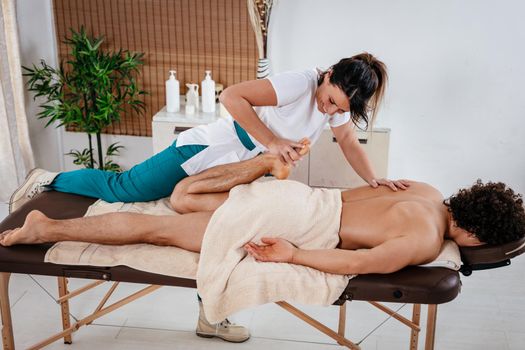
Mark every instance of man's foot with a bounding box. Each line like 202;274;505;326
9;168;59;214
265;154;290;180
297;137;311;156
265;138;311;180
0;210;50;246
196;300;250;343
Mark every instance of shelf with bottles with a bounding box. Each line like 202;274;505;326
152;100;225;126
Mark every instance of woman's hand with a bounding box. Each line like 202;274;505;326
267;137;306;166
244;237;297;263
368;178;411;191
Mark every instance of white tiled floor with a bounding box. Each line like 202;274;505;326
1;202;525;349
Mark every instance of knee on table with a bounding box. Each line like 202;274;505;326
170;181;192;214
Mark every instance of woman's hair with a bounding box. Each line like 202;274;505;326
318;52;388;129
444;180;525;245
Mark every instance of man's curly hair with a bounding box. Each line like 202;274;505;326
444;180;525;245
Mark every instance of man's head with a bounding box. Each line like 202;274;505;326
316;52;388;129
444;180;525;246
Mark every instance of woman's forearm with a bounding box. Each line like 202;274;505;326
220;81;279;148
341;138;377;184
220;80;306;163
222;95;276;147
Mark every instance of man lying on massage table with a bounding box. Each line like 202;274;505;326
1;153;524;339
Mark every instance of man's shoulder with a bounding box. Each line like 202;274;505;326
404;181;444;201
395;199;445;254
392;200;437;224
388;206;443;263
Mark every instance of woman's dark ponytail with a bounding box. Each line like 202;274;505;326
328;53;388;129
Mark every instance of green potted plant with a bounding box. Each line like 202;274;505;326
23;27;146;171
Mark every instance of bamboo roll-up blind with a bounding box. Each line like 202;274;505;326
53;0;258;136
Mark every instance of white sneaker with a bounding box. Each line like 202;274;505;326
195;300;250;343
9;168;59;214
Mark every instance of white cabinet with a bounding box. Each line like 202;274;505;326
152;107;389;189
288;128;390;189
151;106;220;154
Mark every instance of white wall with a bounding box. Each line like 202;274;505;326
16;0;61;171
269;0;525;196
17;0;525;196
60;133;152;172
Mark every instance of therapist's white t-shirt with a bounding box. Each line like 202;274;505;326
176;69;350;175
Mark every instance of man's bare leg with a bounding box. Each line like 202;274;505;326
171;154;280;213
171;140;310;213
186;138;311;194
0;209;211;252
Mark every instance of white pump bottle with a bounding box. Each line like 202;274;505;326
166;70;180;113
201;70;216;113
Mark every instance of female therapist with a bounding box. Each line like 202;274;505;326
10;52;407;213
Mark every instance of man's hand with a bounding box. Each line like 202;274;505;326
267;137;305;166
244;237;297;263
368;178;411;191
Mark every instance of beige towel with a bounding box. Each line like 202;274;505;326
197;180;352;323
422;240;462;270
45;198;199;279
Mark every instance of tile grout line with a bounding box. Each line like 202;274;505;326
9;290;28;309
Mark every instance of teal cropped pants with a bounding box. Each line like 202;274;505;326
50;140;207;203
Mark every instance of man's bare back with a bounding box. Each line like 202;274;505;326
340;183;447;250
336;182;448;269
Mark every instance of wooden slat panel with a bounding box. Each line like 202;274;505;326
53;0;258;137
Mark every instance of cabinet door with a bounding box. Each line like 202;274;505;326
152;122;194;154
152;121;176;154
309;129;389;188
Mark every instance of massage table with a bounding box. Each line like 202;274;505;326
0;191;523;350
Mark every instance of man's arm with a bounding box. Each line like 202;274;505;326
244;235;439;275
